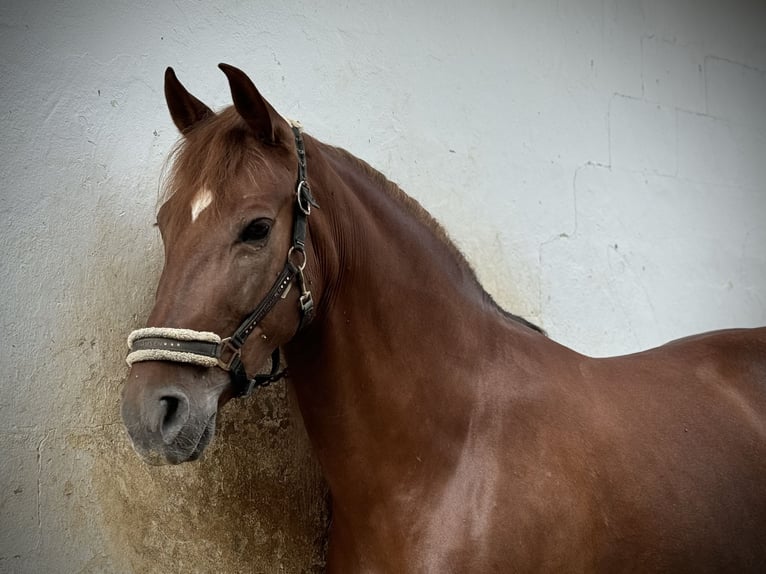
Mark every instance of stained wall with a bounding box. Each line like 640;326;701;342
1;1;764;572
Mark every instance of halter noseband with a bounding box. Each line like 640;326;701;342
126;124;317;397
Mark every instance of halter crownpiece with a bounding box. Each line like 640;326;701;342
126;124;317;397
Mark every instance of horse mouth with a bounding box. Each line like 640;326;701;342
186;413;217;462
133;413;217;466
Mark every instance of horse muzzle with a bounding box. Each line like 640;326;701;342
121;362;226;465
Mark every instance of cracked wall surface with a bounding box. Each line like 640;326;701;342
1;1;765;572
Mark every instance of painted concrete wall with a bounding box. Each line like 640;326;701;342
1;1;764;571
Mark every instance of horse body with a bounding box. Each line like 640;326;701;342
121;65;766;572
284;140;766;572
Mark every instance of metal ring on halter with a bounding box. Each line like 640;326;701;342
296;180;312;215
287;246;307;270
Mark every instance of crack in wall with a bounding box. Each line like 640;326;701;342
35;429;53;551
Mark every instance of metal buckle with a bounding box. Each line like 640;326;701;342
216;337;241;371
296;180;312;215
299;291;314;315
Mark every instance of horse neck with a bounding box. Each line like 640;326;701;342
285;139;529;506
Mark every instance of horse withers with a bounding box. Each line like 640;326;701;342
120;64;766;572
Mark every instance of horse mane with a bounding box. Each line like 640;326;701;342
325;146;546;336
158;108;544;335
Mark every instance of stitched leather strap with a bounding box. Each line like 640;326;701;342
130;337;220;357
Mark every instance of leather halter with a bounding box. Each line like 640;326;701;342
127;125;317;397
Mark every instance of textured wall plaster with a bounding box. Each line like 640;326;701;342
1;1;764;572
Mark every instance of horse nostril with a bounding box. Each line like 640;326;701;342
158;392;190;444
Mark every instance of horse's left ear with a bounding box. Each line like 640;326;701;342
218;63;288;144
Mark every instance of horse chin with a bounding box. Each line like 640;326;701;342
130;413;218;466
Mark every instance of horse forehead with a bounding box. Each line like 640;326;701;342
190;187;214;223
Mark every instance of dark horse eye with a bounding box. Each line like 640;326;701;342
240;218;272;243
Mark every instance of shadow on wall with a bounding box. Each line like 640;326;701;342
71;197;329;573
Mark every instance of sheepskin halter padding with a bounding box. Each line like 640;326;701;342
126;327;221;368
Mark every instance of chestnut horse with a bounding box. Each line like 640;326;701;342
121;64;766;572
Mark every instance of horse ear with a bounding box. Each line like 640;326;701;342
218;63;287;144
164;67;214;134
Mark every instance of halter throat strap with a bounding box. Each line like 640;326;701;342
126;125;317;397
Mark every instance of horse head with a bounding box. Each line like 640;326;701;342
121;65;318;465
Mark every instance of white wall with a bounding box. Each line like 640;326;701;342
1;1;764;571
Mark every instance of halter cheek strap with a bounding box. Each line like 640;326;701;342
126;124;317;397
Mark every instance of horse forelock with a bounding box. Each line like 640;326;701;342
158;107;281;229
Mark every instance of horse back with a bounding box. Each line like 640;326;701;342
469;327;766;572
564;327;766;571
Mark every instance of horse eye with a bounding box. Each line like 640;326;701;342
240;218;272;243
